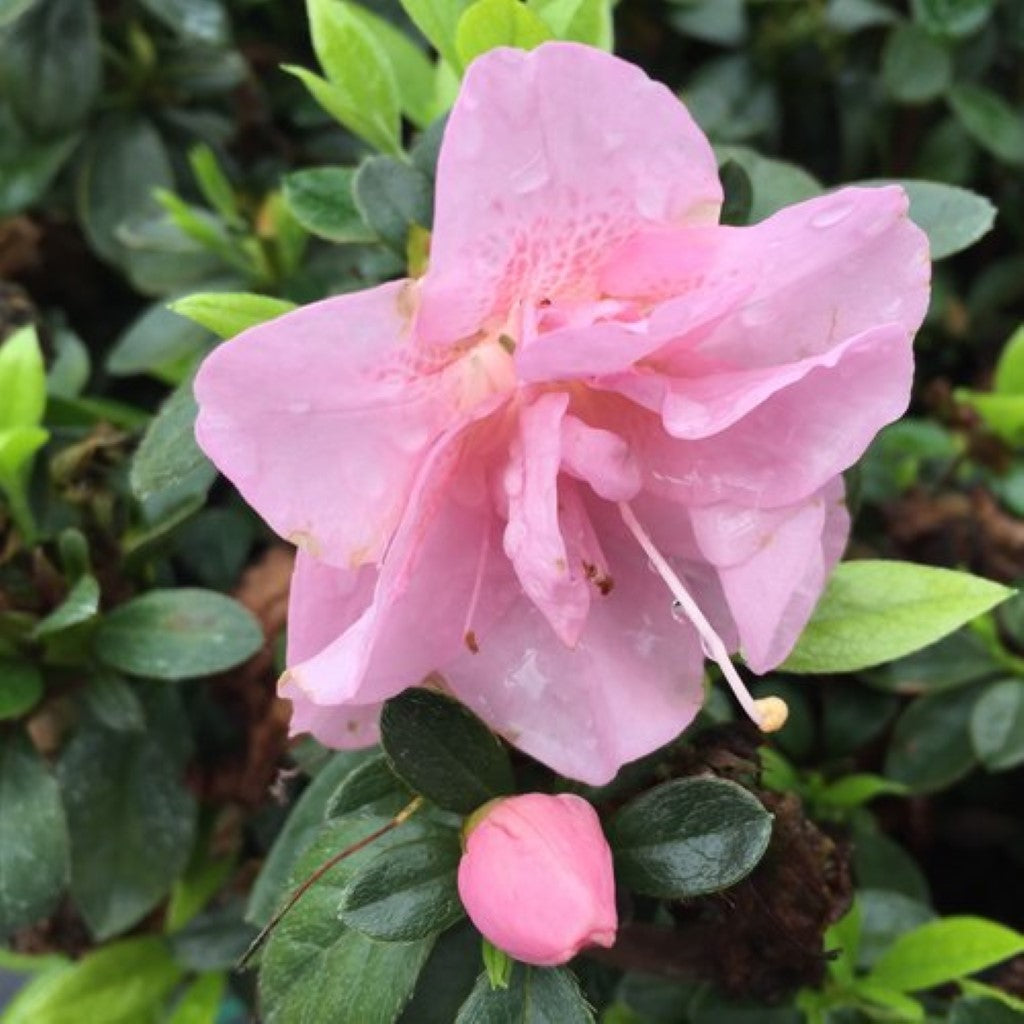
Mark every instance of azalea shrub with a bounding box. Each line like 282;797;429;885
1;0;1024;1022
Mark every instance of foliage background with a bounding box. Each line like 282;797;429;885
1;0;1024;1021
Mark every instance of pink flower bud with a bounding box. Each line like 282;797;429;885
457;792;617;966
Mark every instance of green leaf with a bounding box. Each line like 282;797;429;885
246;750;372;926
668;0;746;46
398;0;471;73
380;689;515;814
608;777;772;899
168;972;227;1024
781;561;1012;675
993;324;1024;395
0;0;40;26
956;391;1024;444
825;0;898;32
80;671;145;733
301;0;402;154
138;0;229;44
59;689;196;939
0;325;46;431
326;752;411;818
353;155;434;251
881;23;950;104
455;964;595;1023
713;145;822;223
851;823;931;903
0;132;79;217
884;684;982;793
95;588;263;681
816;773;907;810
0;658;43;719
76;114;175;266
969;679;1024;772
32;574;100;639
283;167;376;244
2;937;182;1024
948;84;1024;167
953;990;1024;1018
895;180;994;260
169;291;297;339
456;0;553;67
340;833;464;941
347;4;437;128
857;889;936;969
398;922;482;1024
130;375;217;506
260;817;436;1024
188;145;241;225
1;0;101;136
0;732;68;938
868;917;1024;993
527;0;613;47
911;0;995;38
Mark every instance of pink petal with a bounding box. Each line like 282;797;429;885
194;281;457;569
417;42;722;345
704;478;850;672
280;553;381;748
445;499;705;785
637;322;913;508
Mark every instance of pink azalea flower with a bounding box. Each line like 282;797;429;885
457;793;617;966
194;43;929;785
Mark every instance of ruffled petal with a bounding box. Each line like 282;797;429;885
280;553;381;748
194;281;458;569
445;500;705;785
417;42;722;345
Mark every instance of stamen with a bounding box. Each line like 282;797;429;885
618;501;788;733
461;526;490;652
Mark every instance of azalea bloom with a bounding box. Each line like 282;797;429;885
194;42;929;784
457;793;617;966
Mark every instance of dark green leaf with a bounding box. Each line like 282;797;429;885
246;750;373;926
608;778;772;899
129;376;216;507
950;997;1024;1023
881;24;950;104
353;156;434;251
884;684;982;793
169;902;255;971
326;752;410;819
0;658;43;719
58;689;196;938
969;679;1024;771
455;964;595;1024
911;0;995;38
76;115;175;266
0;732;68;938
380;689;515;814
283;167;375;244
948;84;1024;166
857;889;935;969
32;574;100;639
138;0;228;44
863;628;1000;695
107;301;213;377
0;131;78;217
94;588;262;681
851;823;931;903
398;921;481;1024
718;159;753;226
782;561;1011;675
340;833;464;941
669;0;746;46
713;145;822;222
260;817;435;1024
1;0;100;136
81;672;145;734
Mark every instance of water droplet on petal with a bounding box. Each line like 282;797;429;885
810;202;854;229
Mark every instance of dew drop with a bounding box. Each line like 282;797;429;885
810;202;854;229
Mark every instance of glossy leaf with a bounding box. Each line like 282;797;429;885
608;777;772;899
455;964;594;1023
282;167;375;244
969;679;1024;771
380;689;515;814
326;752;411;819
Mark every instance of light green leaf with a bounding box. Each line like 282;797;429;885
398;0;471;73
169;292;297;339
956;391;1024;444
301;0;402;154
782;561;1012;675
168;973;227;1024
0;326;46;431
527;0;612;47
948;84;1024;167
994;324;1024;395
456;0;553;67
869;917;1024;993
188;145;241;226
0;732;68;938
816;773;908;810
2;937;182;1024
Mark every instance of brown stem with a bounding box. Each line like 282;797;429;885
237;796;424;970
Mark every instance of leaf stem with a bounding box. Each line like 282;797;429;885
237;794;424;970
